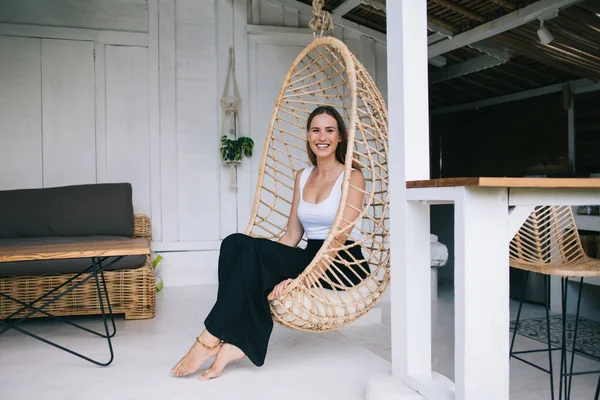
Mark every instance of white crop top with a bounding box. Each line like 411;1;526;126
297;166;362;240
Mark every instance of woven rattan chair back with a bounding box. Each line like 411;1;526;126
510;205;600;277
245;36;389;332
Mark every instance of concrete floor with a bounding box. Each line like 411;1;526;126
1;284;599;399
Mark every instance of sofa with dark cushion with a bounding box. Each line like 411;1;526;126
0;183;155;320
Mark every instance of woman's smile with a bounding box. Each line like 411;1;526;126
308;113;341;158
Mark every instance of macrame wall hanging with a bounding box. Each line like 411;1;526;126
220;47;253;189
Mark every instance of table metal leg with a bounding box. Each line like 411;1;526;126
0;256;121;366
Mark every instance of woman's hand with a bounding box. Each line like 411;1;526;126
268;279;293;300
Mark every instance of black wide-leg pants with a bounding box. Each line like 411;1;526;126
204;233;367;366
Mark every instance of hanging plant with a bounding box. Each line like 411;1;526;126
220;135;254;164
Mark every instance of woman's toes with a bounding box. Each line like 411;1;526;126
171;339;222;377
199;367;221;381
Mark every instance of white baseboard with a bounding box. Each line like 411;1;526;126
157;251;442;304
156;250;219;287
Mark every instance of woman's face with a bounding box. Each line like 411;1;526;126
308;113;341;161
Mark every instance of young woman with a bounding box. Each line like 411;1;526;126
171;105;366;380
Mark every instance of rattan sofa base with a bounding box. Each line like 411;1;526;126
0;214;156;321
0;262;155;320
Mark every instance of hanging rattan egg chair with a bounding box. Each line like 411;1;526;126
245;1;389;332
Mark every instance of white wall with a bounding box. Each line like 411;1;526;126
253;0;388;102
0;0;159;234
0;0;388;287
161;0;389;287
175;0;220;242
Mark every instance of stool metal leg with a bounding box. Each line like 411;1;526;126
510;270;557;400
545;274;555;400
560;277;569;400
510;270;530;357
565;277;584;400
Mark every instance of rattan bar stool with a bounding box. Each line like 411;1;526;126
510;205;600;400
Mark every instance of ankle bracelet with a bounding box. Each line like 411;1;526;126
196;336;222;350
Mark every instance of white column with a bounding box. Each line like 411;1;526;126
367;1;443;399
387;0;431;380
454;187;509;400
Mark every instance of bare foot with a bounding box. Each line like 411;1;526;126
199;343;246;381
171;335;222;377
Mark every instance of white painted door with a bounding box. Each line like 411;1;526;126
240;30;313;228
0;36;96;190
104;45;151;216
41;39;96;187
0;36;43;190
0;35;152;219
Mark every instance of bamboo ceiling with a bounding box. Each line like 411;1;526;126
295;0;600;109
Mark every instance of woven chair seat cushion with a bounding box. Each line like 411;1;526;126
0;236;147;277
271;277;381;328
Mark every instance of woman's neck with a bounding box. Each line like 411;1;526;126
315;157;342;175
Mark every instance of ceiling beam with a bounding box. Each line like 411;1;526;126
427;20;454;39
431;0;486;22
361;0;385;12
428;0;584;58
332;0;362;16
489;0;517;12
430;78;597;115
428;31;447;45
264;0;386;43
427;15;458;34
429;56;448;67
429;54;510;84
468;41;510;61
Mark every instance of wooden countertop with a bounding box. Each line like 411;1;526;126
406;177;600;189
0;238;150;263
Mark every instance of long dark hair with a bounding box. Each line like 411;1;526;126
306;105;359;169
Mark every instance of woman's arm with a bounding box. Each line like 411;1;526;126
332;169;366;245
305;169;366;285
277;169;304;248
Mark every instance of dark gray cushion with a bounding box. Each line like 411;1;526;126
0;236;147;277
0;183;134;239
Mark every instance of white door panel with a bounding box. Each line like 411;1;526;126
243;31;312;229
105;45;151;215
42;39;96;187
0;36;43;190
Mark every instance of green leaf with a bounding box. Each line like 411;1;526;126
220;136;253;163
152;255;163;270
